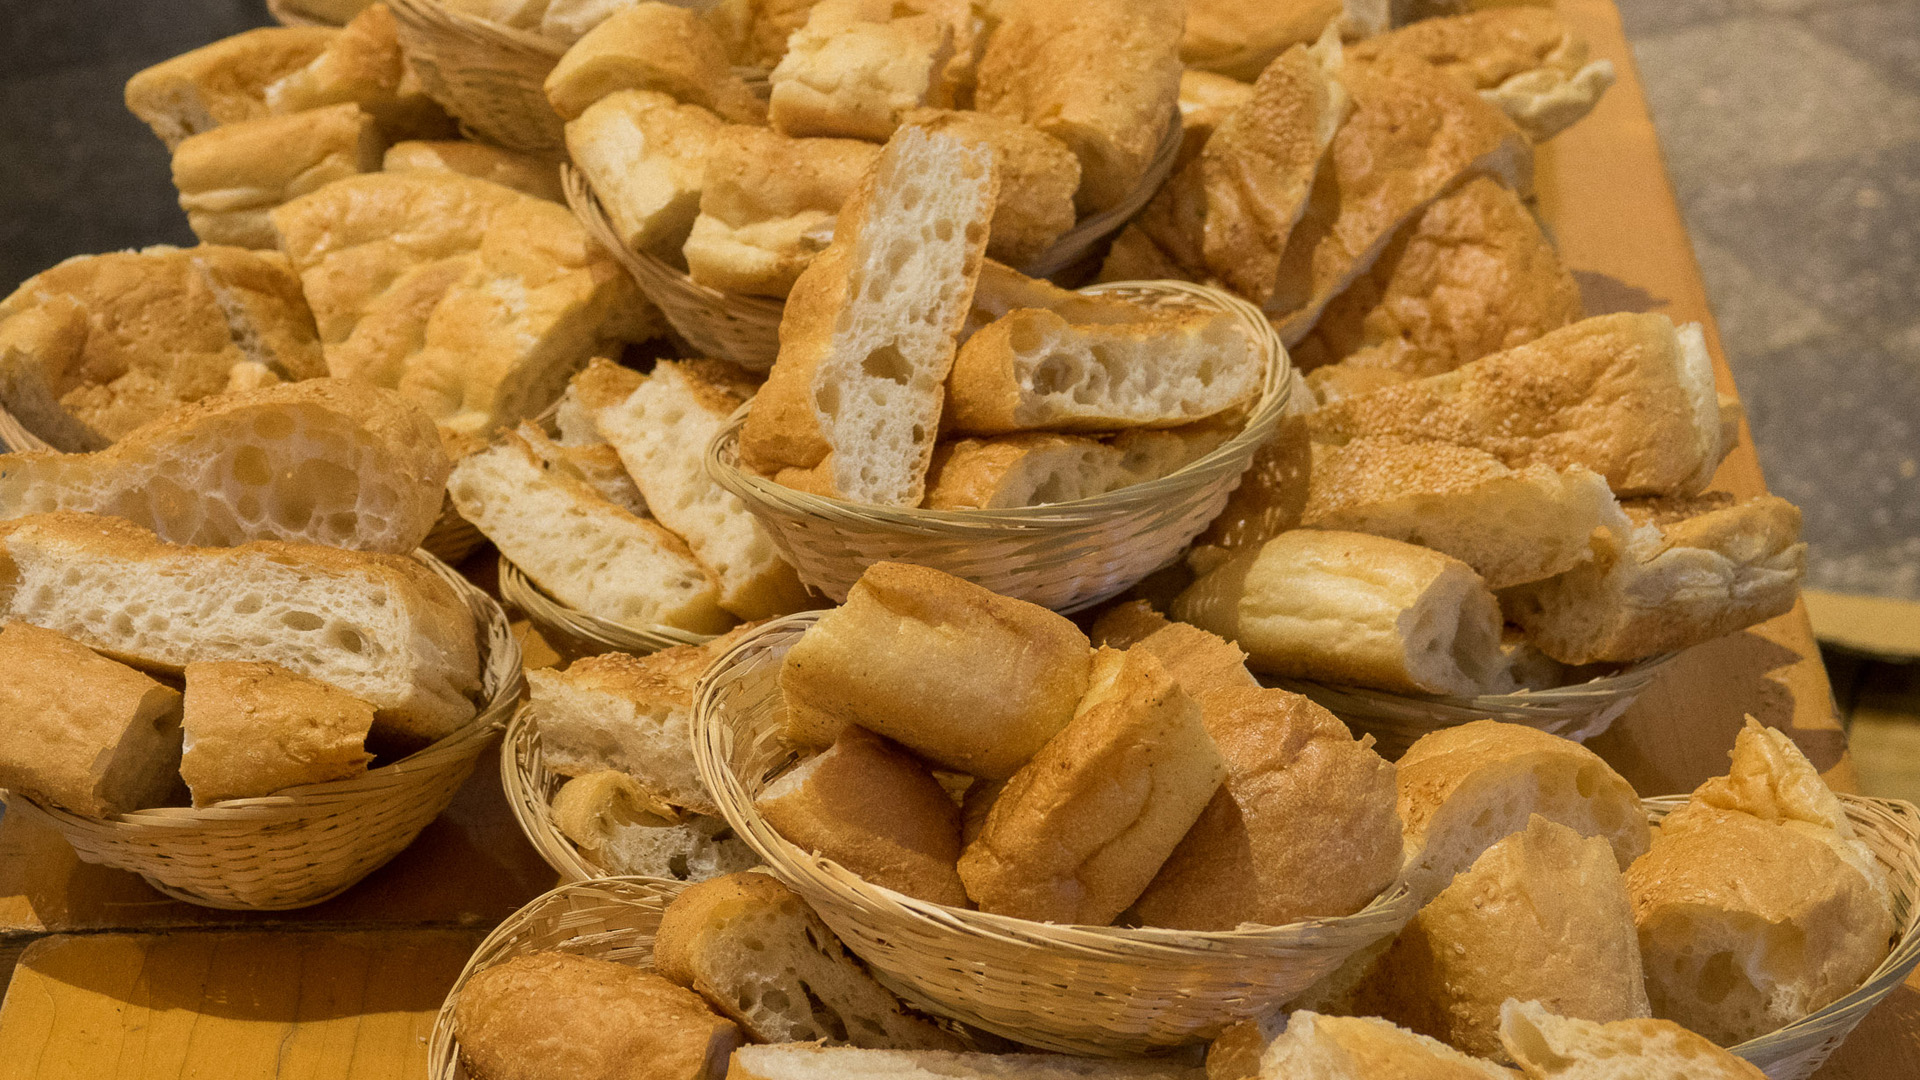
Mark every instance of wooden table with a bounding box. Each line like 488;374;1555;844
0;1;1913;1075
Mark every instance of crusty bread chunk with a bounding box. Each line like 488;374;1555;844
682;127;882;298
922;424;1230;510
1498;1000;1767;1080
770;0;954;141
550;770;759;881
1257;1011;1518;1080
1173;529;1513;697
0;378;451;554
945;307;1261;436
518;422;647;515
555;355;647;444
1303;436;1626;590
449;431;730;634
0;621;184;818
0;512;480;743
1310;314;1731;497
1086;601;1258;698
382;140;563;202
0;244;325;450
899;109;1079;267
778;562;1090;777
1181;0;1371;81
454;951;742;1080
960;260;1146;338
738;128;996;505
1177;69;1256;164
975;0;1183;213
655;872;965;1050
567;90;726;255
259;4;454;141
590;358;810;620
757;725;967;905
544;2;765;123
124;27;338;149
728;1045;1206;1080
707;0;830;69
180;660;376;806
1396;721;1650;905
1628;719;1894;1047
1195;395;1313;552
172;103;385;249
1500;493;1804;665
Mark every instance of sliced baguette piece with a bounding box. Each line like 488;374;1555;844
590;358;810;620
1498;1000;1767;1080
555;355;647;445
123;27;338;149
944;307;1262;435
171;102;385;250
566;89;727;256
0;512;480;743
899;109;1079;268
0;378;450;554
654;871;965;1050
382;140;564;202
550;770;759;881
448;430;730;634
517;422;647;516
738;127;997;506
1258;1011;1518;1080
728;1045;1205;1080
542;2;765;123
180;659;376;806
921;424;1229;510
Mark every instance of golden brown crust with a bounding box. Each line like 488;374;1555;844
543;3;764;123
1498;1000;1768;1080
124;27;338;149
261;4;455;142
180;660;376;805
172;103;385;250
1182;0;1344;81
899;108;1080;266
382;140;563;203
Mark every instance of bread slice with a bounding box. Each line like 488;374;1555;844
1396;720;1650;906
944;307;1262;435
567;90;727;256
1500;493;1804;665
921;424;1230;510
1309;313;1730;497
770;1;954;141
517;422;647;515
1258;1011;1517;1080
654;871;965;1050
180;660;376;805
454;952;742;1080
1172;529;1513;697
556;355;647;444
550;770;760;881
543;2;765;123
0;620;184;817
728;1045;1206;1080
383;140;564;202
738;127;997;506
447;431;730;634
0;378;451;554
960;260;1146;339
171;103;384;249
1086;600;1258;697
0;512;480;743
1498;1000;1767;1080
258;3;454;142
590;358;810;620
124;26;338;149
899;109;1080;267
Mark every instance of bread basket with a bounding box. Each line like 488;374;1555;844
1638;794;1920;1080
562;112;1183;371
499;699;602;882
0;551;524;911
1268;652;1682;760
496;553;717;658
690;613;1417;1055
706;280;1292;613
388;0;568;154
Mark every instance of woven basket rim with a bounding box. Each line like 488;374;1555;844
1271;650;1683;714
389;0;567;58
0;401;55;453
499;699;603;883
496;552;717;655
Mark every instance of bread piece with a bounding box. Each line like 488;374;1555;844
728;1045;1205;1080
1087;601;1258;697
778;562;1090;776
757;725;968;905
1206;1014;1286;1080
1196;396;1313;552
556;355;648;444
975;0;1183;213
958;646;1225;924
737;128;996;505
1358;816;1649;1059
551;770;759;880
1291;176;1581;376
960;260;1147;337
567;90;726;256
0;621;184;817
1497;1000;1767;1080
1134;685;1400;929
1310;314;1729;497
179;660;376;805
1181;0;1352;81
1173;529;1512;697
899;109;1078;267
383;140;563;202
260;4;455;142
770;0;953;141
517;422;648;515
124;27;338;149
655;872;964;1050
539;0;643;43
1397;720;1650;905
0;512;480;743
1350;9;1614;142
589;358;809;620
944;307;1261;435
1500;494;1805;665
454;951;742;1080
1257;1011;1519;1079
0;378;450;554
1177;70;1256;168
921;424;1229;510
682;127;882;298
544;3;765;123
0;245;325;449
171;103;385;250
707;0;829;69
449;431;730;634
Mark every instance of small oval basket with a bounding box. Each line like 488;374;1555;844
499;699;608;883
389;0;568;154
706;281;1292;612
496;553;716;658
0;551;524;910
691;614;1417;1055
1270;652;1681;760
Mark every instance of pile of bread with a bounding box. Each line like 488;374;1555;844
0;380;488;817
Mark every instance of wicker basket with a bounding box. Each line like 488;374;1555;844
389;0;567;154
499;700;604;883
0;551;524;910
1020;110;1183;279
495;553;718;658
707;280;1291;612
266;0;340;27
691;613;1417;1055
1636;795;1920;1080
1268;652;1681;760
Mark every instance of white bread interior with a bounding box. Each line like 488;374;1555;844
550;770;759;881
566;89;726;256
1497;999;1768;1080
769;0;955;141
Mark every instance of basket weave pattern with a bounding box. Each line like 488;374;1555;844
389;0;567;154
499;700;602;883
0;552;524;910
691;614;1417;1055
496;554;716;658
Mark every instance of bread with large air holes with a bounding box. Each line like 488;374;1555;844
549;770;759;882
